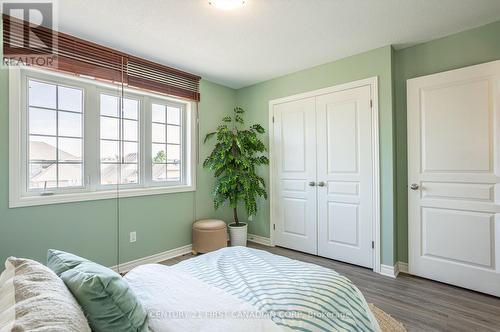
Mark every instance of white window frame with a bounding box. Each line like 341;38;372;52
9;66;197;208
23;76;86;194
148;98;187;187
96;88;143;190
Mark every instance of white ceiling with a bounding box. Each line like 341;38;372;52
57;0;500;88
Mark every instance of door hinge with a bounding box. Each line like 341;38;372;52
272;116;275;123
273;224;276;230
370;100;373;108
371;241;375;249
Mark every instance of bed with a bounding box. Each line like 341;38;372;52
125;246;380;332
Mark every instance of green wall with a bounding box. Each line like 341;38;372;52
236;46;397;265
0;15;237;266
394;20;500;262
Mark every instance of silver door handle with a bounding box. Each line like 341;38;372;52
318;181;326;187
308;181;316;187
410;183;419;190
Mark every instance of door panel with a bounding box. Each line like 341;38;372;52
316;85;374;268
422;79;491;172
408;61;500;296
273;98;317;254
281;110;306;172
421;182;494;201
328;202;359;246
283;198;307;235
422;207;493;267
326;101;358;173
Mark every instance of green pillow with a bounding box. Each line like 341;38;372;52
60;261;148;332
47;249;89;276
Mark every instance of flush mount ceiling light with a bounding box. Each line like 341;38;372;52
209;0;245;11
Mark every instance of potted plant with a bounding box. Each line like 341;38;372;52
203;107;269;246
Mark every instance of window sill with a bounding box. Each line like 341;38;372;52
9;184;196;208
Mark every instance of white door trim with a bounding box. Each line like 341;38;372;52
268;77;381;274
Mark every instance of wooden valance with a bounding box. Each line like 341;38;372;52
2;14;201;101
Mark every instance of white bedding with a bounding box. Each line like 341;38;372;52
125;264;283;332
126;247;379;332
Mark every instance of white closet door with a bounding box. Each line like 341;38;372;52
273;98;317;254
408;61;500;296
316;86;374;268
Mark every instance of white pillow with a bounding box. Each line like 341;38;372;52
0;260;15;332
0;257;91;332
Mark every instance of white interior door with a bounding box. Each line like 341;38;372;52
408;61;500;296
273;98;317;254
316;86;374;268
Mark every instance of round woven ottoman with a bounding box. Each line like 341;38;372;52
192;219;227;254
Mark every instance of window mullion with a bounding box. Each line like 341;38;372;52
120;96;124;186
55;85;59;189
181;104;186;185
165;106;168;182
141;96;149;188
86;84;99;192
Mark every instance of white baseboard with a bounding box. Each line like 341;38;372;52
380;264;398;278
396;261;408;274
247;234;272;246
380;261;409;278
111;244;193;273
111;234;272;274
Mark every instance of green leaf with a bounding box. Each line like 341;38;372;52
251;124;265;134
235;114;244;124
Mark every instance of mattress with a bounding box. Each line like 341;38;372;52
125;246;380;332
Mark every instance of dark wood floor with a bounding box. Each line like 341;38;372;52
161;243;500;332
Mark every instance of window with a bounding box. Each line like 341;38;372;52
28;80;84;190
9;67;196;207
151;103;182;183
100;94;140;186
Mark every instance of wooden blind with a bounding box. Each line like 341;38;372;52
2;14;201;101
